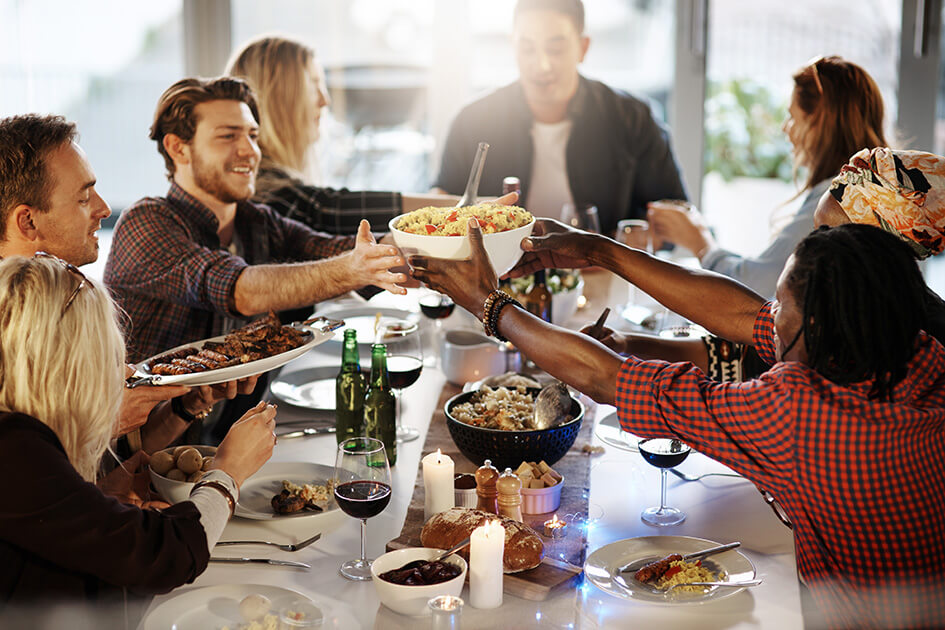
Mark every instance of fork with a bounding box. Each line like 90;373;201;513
665;579;763;593
216;532;321;552
669;468;743;482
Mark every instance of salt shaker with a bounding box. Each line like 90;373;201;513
429;595;463;630
496;468;523;522
475;459;499;514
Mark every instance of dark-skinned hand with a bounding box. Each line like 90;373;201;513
408;218;498;320
505;218;604;279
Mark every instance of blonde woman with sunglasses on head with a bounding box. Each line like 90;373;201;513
647;55;887;298
0;256;275;627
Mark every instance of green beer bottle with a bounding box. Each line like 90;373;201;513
364;343;396;466
335;329;365;444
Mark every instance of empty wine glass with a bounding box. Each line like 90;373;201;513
638;438;691;526
334;437;392;580
561;203;601;234
377;319;423;443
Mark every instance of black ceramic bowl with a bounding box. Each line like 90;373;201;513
444;388;584;471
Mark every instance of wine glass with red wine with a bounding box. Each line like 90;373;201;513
418;288;455;367
638;437;691;527
334;437;392;580
377;319;423;443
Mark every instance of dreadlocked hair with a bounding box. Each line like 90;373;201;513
787;224;927;401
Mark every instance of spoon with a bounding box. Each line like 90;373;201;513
532;381;572;430
455;142;489;207
429;537;472;564
665;579;763;593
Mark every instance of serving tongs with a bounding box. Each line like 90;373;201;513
455;142;489;207
124;316;345;389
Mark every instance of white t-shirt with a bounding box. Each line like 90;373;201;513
525;120;574;219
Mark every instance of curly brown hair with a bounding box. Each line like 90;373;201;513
150;77;260;180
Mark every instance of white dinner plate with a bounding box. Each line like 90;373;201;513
131;324;337;387
235;462;337;521
317;305;419;345
138;583;355;629
585;535;756;605
595;410;642;453
270;366;338;410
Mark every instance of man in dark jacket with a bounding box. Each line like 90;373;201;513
433;0;687;233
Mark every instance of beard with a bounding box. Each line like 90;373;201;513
191;151;255;204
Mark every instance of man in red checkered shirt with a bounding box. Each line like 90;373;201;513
411;219;945;628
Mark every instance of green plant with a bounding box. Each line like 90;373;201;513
704;79;793;182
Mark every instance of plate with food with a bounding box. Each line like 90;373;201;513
235;462;338;521
594;410;643;453
128;314;343;388
584;535;757;605
138;583;355;630
315;305;419;346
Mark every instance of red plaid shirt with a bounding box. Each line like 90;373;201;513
616;303;945;628
104;183;354;362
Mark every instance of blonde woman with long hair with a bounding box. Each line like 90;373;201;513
0;255;275;625
226;35;486;236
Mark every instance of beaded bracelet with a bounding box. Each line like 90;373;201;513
482;289;521;342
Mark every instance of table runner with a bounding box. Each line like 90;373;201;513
386;380;598;598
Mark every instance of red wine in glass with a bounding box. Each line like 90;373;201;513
334;480;392;519
419;294;455;320
639;438;691;526
386;355;423;390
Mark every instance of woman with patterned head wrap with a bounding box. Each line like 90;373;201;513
815;147;945;342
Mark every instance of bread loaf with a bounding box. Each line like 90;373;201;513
421;507;543;573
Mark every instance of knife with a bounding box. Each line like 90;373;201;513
210;557;311;569
276;426;336;439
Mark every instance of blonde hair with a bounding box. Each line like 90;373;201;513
0;257;125;481
225;35;317;175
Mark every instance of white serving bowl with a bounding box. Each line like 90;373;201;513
371;547;467;617
148;445;218;504
389;214;535;276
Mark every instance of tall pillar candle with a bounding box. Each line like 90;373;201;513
422;449;455;521
469;520;505;609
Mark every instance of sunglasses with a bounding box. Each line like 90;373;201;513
33;251;90;316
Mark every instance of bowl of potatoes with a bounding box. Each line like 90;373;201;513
148;445;218;504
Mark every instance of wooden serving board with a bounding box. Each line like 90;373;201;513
386;382;597;601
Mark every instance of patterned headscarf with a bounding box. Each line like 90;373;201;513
829;147;945;259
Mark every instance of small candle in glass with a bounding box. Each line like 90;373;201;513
543;513;567;538
428;595;463;630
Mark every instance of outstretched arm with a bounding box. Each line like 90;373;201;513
511;219;765;345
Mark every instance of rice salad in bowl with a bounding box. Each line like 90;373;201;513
395;203;532;236
390;203;536;276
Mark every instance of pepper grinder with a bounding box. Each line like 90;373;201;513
496;468;523;522
475;459;499;514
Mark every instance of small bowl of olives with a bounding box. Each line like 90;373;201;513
148;444;218;504
370;547;467;617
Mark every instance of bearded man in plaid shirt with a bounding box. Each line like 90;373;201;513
410;218;945;629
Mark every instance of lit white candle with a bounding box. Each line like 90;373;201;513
469;520;505;609
422;449;455;521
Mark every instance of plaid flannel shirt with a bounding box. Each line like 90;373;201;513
255;166;402;236
616;302;945;628
104;183;354;362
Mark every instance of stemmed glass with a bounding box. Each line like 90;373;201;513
377;319;423;443
418;288;455;367
560;202;601;234
638;438;691;526
333;437;392;580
